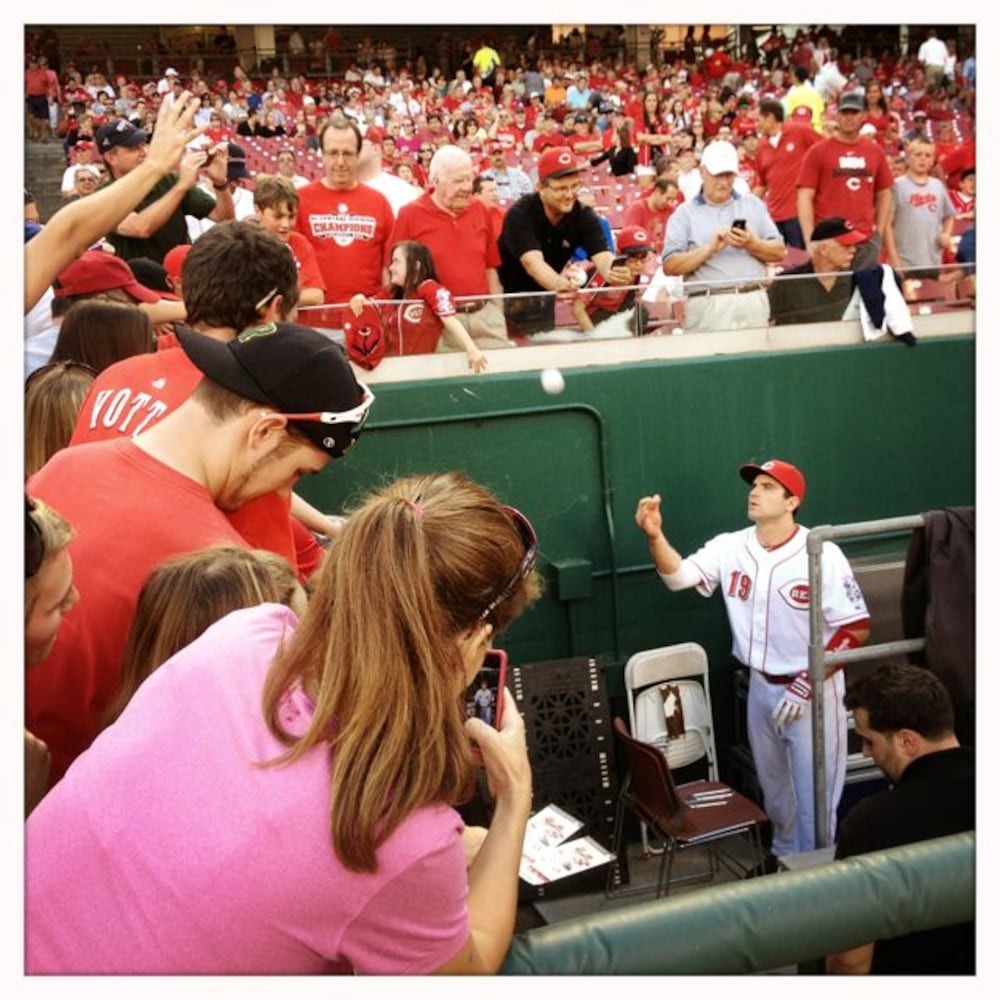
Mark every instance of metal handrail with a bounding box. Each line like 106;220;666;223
806;514;926;848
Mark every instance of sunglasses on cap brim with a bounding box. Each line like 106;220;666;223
477;505;538;624
272;382;375;442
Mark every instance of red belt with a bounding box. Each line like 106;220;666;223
756;669;797;685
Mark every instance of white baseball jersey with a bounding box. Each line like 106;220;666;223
681;524;868;674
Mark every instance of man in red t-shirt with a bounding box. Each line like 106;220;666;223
623;177;679;251
389;145;511;349
531;115;567;153
797;90;893;269
30;318;370;790
755;98;822;249
294;119;393;308
25;54;59;142
70;222;339;580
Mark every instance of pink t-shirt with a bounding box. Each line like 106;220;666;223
26;604;469;974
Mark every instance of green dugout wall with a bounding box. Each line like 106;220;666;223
297;333;975;766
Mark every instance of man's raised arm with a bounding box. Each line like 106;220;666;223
25;92;204;313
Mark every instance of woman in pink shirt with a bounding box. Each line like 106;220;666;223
26;473;538;974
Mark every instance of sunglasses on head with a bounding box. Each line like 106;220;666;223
273;382;375;442
26;495;44;578
477;505;538;624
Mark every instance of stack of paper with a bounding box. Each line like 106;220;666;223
518;804;615;886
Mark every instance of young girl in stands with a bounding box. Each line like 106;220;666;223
102;546;304;729
348;240;487;373
24;362;96;479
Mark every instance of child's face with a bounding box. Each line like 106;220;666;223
389;246;409;286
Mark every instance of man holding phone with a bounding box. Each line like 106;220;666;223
97;119;235;264
663;140;784;332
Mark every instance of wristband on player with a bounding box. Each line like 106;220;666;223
824;620;869;675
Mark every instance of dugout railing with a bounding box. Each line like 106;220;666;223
805;514;928;848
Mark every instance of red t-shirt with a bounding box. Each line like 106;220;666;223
287;230;327;295
294;181;394;304
755;123;821;221
532;132;567;153
388;192;500;298
797;136;893;238
622;199;673;251
68;347;309;574
380;278;455;355
27;438;252;785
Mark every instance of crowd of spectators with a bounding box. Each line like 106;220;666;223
25;24;975;347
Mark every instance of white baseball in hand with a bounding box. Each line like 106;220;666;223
540;368;565;395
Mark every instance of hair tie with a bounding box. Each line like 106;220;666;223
407;499;425;520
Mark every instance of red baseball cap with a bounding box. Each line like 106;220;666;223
537;147;582;182
162;244;191;285
791;105;813;122
53;250;161;303
364;126;386;145
617;226;654;254
739;459;806;502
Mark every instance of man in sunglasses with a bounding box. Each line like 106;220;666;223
28;321;371;791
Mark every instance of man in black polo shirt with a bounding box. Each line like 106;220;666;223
497;147;629;334
768;216;865;325
826;663;974;975
97;119;235;264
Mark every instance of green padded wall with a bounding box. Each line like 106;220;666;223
298;336;975;765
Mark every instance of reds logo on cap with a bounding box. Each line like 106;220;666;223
634;229;648;242
557;150;573;166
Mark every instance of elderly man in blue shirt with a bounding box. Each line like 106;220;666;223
663;141;785;332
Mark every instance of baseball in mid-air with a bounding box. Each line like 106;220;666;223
540;367;565;395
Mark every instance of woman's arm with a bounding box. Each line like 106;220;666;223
432;688;532;974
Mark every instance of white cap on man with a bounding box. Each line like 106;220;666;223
700;141;739;175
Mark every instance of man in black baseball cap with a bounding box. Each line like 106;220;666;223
177;322;373;461
768;216;867;325
98;117;236;264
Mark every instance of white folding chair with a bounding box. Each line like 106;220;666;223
624;643;719;855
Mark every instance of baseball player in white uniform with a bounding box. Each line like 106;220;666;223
635;459;870;858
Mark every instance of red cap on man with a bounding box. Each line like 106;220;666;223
739;459;806;503
537;147;582;182
53;251;161;303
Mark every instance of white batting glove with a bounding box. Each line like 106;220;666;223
772;671;812;727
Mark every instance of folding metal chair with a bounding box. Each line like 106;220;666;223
624;643;719;856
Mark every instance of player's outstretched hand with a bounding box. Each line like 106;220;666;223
635;494;663;539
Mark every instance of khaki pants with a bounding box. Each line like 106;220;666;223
683;288;769;332
438;300;513;351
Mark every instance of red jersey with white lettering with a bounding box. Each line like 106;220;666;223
294;181;394;304
797;137;893;239
68;346;310;575
379;279;456;356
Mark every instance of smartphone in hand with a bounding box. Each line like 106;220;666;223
467;649;507;729
732;219;747;231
